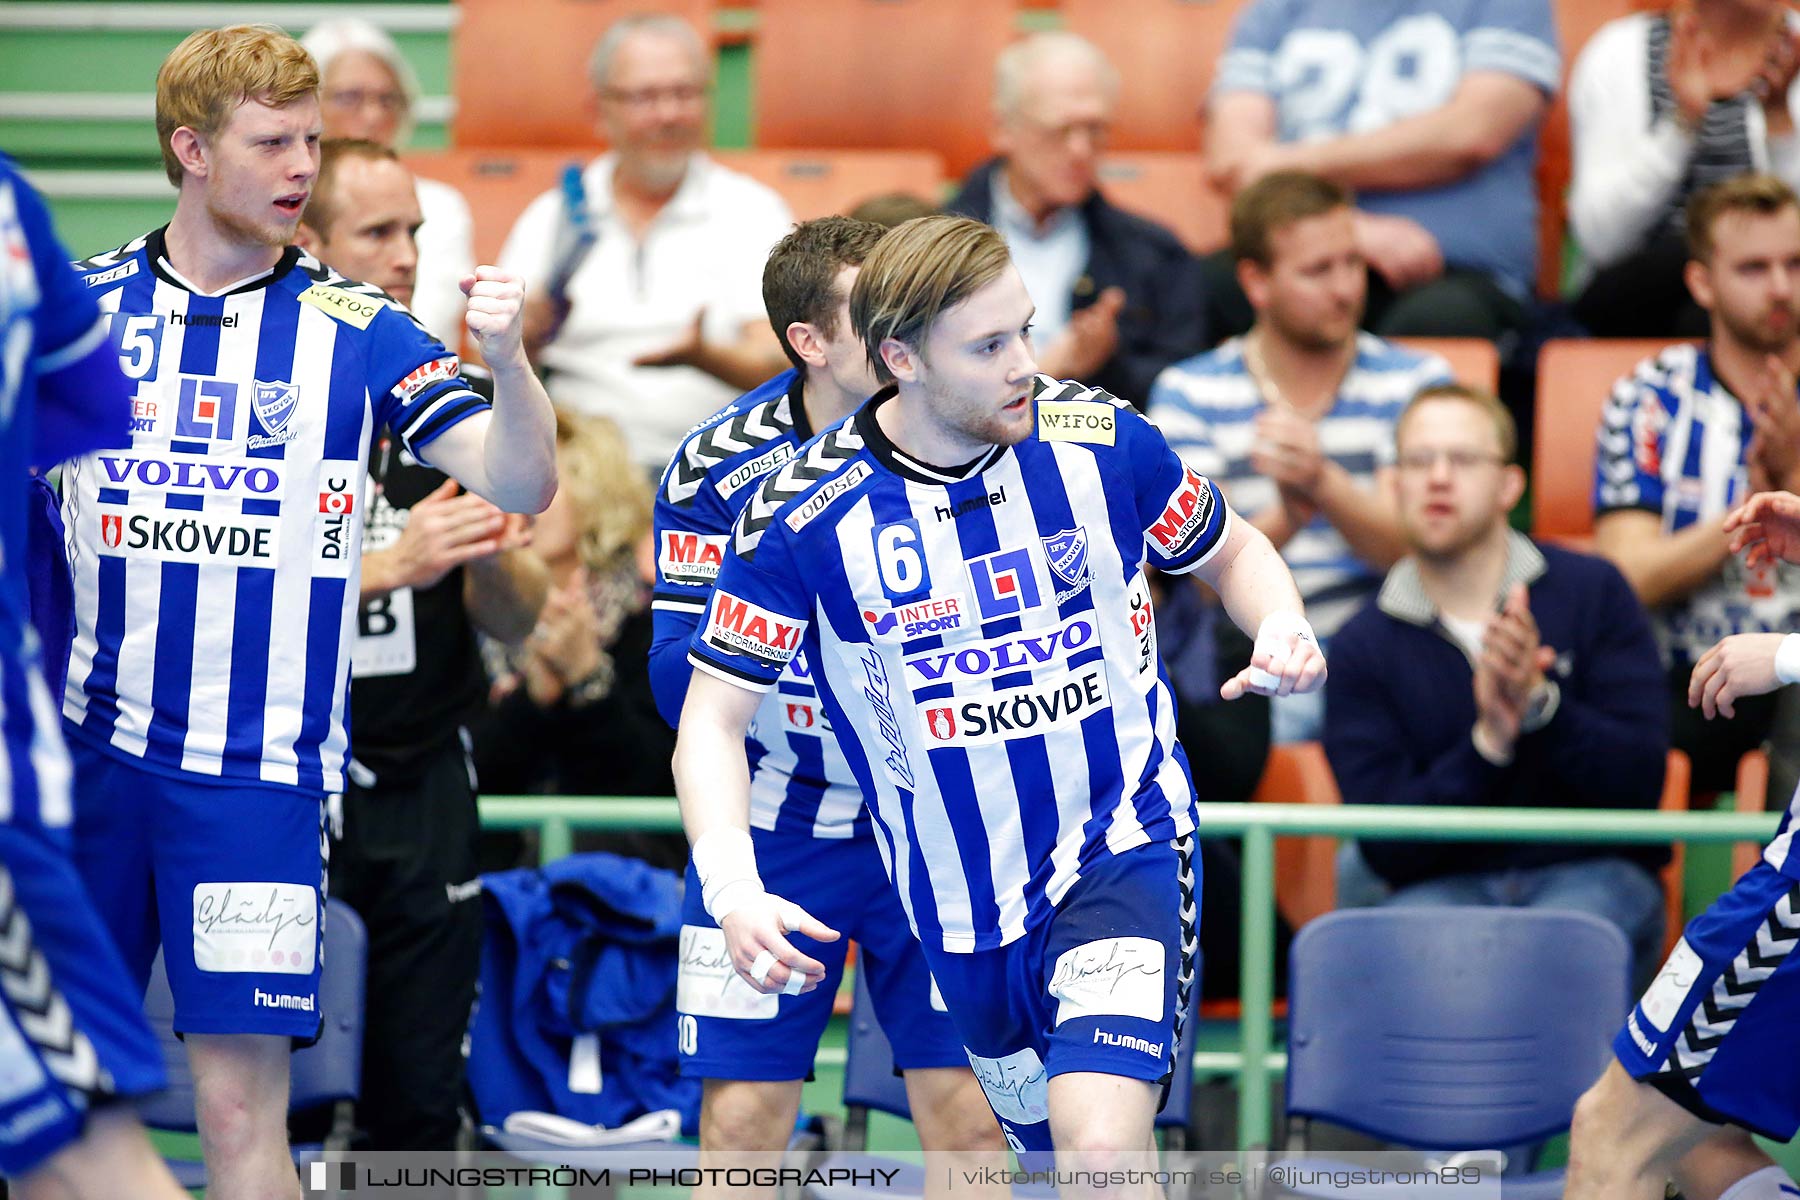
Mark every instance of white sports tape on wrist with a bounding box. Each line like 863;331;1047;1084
1777;634;1800;685
1249;612;1316;692
693;828;762;924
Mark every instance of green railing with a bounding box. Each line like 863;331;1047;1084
476;797;1782;1148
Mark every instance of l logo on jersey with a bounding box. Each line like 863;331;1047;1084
966;547;1041;619
175;377;238;440
1042;527;1091;602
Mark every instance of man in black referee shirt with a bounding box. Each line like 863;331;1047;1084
298;138;549;1149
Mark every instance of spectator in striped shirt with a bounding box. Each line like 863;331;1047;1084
1594;173;1800;801
1149;172;1452;745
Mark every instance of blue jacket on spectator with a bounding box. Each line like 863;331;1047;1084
1324;534;1671;888
468;853;701;1135
945;158;1206;410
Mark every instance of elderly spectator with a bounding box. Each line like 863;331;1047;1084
302;18;476;347
1327;384;1670;985
946;32;1205;411
499;15;793;473
1204;0;1559;342
1595;173;1800;800
1151;171;1451;744
1570;0;1800;336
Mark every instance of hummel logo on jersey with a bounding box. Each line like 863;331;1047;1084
862;595;965;639
705;593;803;664
1147;467;1215;557
1091;1028;1162;1056
166;310;238;328
967;547;1041;619
253;988;315;1012
660;531;727;585
934;486;1007;523
921;664;1108;746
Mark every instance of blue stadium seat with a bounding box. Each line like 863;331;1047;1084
138;898;368;1188
1278;907;1630;1200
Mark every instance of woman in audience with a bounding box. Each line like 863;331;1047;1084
302;18;476;347
1570;0;1800;336
471;411;682;867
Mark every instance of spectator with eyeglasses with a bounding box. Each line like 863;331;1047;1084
1325;383;1671;987
302;18;477;350
943;32;1206;412
499;14;793;474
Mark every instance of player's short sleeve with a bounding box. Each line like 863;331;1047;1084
1213;0;1292;96
687;504;812;691
4;163;129;464
1119;406;1232;574
1464;0;1561;93
652;454;736;614
1595;368;1667;517
362;306;491;461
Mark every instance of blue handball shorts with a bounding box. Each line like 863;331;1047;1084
1615;860;1800;1141
918;836;1200;1153
67;734;327;1042
0;675;165;1178
676;827;966;1081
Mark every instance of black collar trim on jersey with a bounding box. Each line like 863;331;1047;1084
145;226;301;297
786;371;814;443
855;387;1007;484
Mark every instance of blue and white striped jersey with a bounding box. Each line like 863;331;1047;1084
688;377;1226;952
651;370;866;838
1149;333;1450;638
60;228;491;794
1595;343;1800;665
1;158;131;835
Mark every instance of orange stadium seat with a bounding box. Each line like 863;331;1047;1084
1094;153;1230;255
452;0;714;147
405;147;946;267
1248;741;1342;931
1063;0;1250;152
1657;749;1693;955
1394;337;1501;393
1732;749;1770;879
714;149;945;221
752;0;1017;177
1532;338;1679;544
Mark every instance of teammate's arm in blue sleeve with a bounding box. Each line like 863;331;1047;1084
10;167;130;466
648;461;739;727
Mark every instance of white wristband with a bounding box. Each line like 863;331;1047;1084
1776;634;1800;685
692;828;762;924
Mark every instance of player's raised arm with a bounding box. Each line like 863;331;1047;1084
417;266;558;513
1196;514;1327;700
674;672;839;995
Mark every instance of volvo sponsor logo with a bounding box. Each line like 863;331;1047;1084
921;664;1109;747
97;454;282;496
903;615;1095;683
